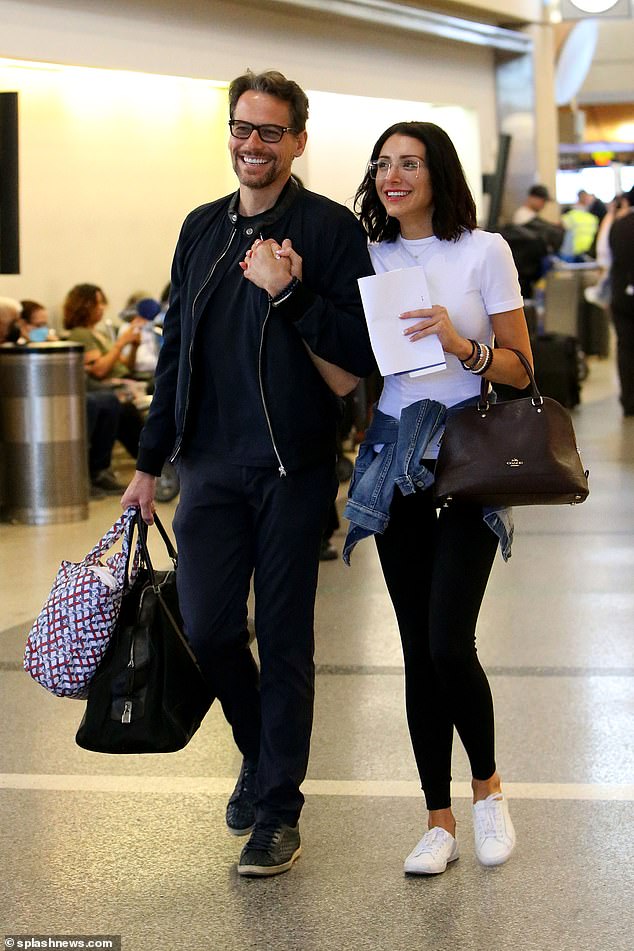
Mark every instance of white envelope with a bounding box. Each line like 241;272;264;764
358;266;446;378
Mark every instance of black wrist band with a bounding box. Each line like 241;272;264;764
269;277;300;307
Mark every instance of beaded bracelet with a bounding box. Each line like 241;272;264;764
472;344;493;375
460;339;481;371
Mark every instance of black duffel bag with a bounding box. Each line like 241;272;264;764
76;510;214;754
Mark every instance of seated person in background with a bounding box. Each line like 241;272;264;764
63;283;143;379
117;296;162;376
17;300;59;342
0;297;22;344
86;390;126;495
512;184;551;225
63;283;145;461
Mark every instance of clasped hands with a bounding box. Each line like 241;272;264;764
240;237;302;298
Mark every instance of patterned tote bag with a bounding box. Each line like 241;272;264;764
24;506;141;698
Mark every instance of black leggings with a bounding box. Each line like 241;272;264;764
375;486;498;811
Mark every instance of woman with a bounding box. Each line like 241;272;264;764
347;122;533;874
63;283;145;465
63;283;142;379
18;300;58;342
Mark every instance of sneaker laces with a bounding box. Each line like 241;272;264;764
474;797;505;841
246;822;282;852
414;828;451;857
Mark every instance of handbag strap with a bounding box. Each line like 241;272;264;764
84;505;138;565
479;348;542;408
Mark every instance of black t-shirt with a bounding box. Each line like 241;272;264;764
186;216;279;465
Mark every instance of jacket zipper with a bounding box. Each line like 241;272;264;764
169;228;238;463
258;300;287;477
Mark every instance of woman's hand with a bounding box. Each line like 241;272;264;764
400;305;472;360
273;238;303;280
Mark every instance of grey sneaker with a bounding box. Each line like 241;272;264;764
237;821;301;877
225;759;258;836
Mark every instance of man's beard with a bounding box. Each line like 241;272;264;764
232;154;282;190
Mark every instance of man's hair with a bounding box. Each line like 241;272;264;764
228;70;309;132
528;184;549;201
63;283;107;330
354;121;477;243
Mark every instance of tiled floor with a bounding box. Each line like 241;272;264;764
1;354;633;951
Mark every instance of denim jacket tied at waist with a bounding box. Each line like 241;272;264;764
342;397;513;565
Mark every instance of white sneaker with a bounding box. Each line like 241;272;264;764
472;793;516;867
403;827;459;875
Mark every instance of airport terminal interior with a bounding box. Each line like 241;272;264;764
1;355;633;950
1;1;634;950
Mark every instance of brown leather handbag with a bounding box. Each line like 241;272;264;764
434;350;589;507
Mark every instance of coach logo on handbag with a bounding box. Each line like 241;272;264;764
506;458;523;467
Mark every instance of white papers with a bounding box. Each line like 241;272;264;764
358;267;446;378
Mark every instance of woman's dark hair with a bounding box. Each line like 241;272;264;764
354;121;477;243
63;283;107;330
228;69;309;132
19;299;46;326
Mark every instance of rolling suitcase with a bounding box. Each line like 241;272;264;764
531;333;581;409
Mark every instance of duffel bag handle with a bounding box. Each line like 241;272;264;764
123;508;178;590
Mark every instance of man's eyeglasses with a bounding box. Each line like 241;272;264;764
368;159;425;180
229;120;298;144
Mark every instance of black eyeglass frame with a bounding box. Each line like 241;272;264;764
228;120;299;143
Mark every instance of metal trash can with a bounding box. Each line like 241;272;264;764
0;341;89;524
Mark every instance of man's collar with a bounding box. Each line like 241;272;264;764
227;177;301;234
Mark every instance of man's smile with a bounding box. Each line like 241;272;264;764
240;154;270;166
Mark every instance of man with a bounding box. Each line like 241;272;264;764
577;189;608;224
561;196;599;260
511;184;551;225
121;70;375;876
608;186;634;416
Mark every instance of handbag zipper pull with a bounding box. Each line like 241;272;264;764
122;699;132;724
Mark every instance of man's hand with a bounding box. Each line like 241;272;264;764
121;470;157;524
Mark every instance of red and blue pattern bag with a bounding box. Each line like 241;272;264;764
24;506;141;699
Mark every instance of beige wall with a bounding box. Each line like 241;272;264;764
0;0;515;317
0;63;235;324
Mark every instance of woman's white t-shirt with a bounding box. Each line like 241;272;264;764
369;229;523;420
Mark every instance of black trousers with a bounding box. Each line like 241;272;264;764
173;454;337;825
85;390;120;475
116;400;144;459
612;307;634;415
375;486;498;811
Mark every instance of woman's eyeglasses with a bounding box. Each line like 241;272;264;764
229;120;298;144
368;159;425;180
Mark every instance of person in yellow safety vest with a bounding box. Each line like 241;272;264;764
561;204;599;258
